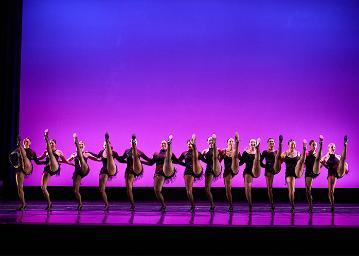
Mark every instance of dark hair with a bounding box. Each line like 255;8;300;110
24;137;31;142
267;137;274;143
288;139;295;145
309;140;316;146
50;139;57;144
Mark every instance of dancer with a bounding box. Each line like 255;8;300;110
260;138;277;210
38;129;73;210
239;138;261;211
222;133;240;211
200;134;222;211
304;136;324;212
92;132;124;210
118;134;151;211
278;138;307;212
178;134;203;212
321;135;349;211
67;133;100;210
142;135;179;211
9;137;40;210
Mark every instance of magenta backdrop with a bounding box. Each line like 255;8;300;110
20;0;359;187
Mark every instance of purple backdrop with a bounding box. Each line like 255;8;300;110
20;0;359;187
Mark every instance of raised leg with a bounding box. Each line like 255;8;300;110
131;134;143;175
44;130;59;173
105;132;116;176
313;135;324;174
295;139;307;177
163;135;174;177
252;138;261;177
18;137;32;175
231;132;239;174
212;134;221;177
73;133;89;176
274;135;283;174
337;135;348;177
190;134;203;175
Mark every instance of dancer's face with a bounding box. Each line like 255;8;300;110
79;141;85;151
161;140;167;150
131;139;138;146
227;138;234;148
309;141;317;151
207;137;214;148
187;140;193;149
288;141;296;150
50;140;56;150
267;139;275;149
23;138;31;148
328;143;336;154
249;139;256;149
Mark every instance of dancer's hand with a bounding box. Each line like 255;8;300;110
319;135;324;145
73;133;78;144
344;135;348;145
105;132;109;141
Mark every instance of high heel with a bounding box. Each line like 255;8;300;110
45;202;53;211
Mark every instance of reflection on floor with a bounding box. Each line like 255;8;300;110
1;201;359;227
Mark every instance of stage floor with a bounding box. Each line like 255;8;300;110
1;201;359;254
1;201;359;227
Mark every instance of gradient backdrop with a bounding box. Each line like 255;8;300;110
20;0;359;187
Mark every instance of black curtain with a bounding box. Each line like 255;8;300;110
0;0;23;198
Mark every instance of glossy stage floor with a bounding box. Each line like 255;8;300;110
1;201;359;255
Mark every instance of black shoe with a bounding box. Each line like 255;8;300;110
331;205;335;212
291;206;295;213
271;204;275;212
248;205;253;212
209;205;215;212
45;202;53;211
189;206;195;212
77;204;83;211
279;135;283;143
130;205;136;211
17;204;26;211
228;205;233;212
160;205;167;212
